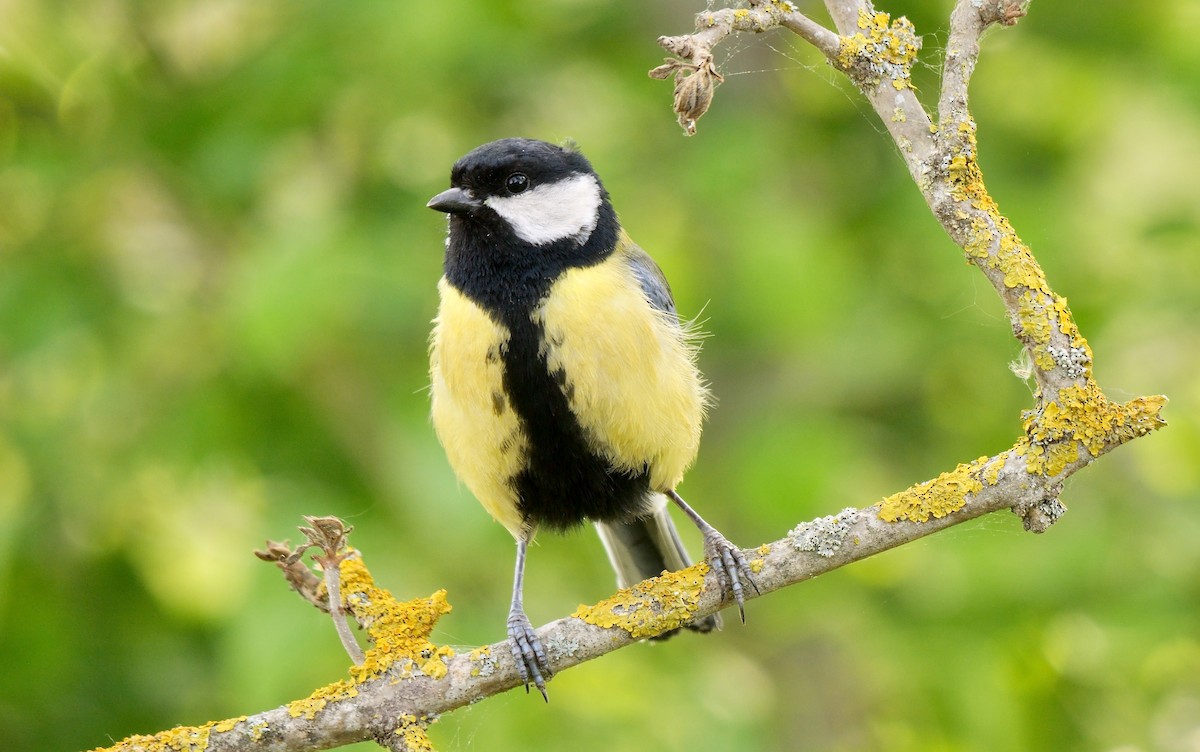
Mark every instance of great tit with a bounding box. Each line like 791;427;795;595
426;138;754;697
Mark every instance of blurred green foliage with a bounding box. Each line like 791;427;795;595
1;1;1197;750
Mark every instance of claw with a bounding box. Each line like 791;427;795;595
665;488;757;621
702;528;758;623
507;609;551;700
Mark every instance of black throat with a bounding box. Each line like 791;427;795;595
442;203;652;531
443;200;618;314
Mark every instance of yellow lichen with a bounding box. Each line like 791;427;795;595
337;558;454;684
981;456;1003;486
395;714;435;752
285;556;454;722
878;459;987;523
997;232;1048;292
963;213;991;261
1023;382;1167;476
1052;294;1089;350
946;118;1050;294
287;680;358;720
835;9;920;91
941;114;1105;384
87;725;210;752
1017;290;1051;345
87;715;272;752
749;543;771;573
212;716;246;734
573;563;708;639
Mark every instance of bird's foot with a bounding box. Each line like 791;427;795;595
701;528;759;623
507;607;551;700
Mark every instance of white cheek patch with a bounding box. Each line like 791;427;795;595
485;173;601;246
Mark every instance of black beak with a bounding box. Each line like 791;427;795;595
427;187;481;214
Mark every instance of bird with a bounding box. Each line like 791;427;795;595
426;137;754;698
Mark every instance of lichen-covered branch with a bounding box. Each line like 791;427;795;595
85;2;1166;751
651;0;1166;528
88;394;1162;752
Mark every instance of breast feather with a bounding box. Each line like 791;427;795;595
430;279;527;536
533;254;708;491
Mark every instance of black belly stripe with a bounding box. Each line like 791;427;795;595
499;311;651;531
440;196;642;530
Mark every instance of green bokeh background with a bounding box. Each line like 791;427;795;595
2;1;1197;750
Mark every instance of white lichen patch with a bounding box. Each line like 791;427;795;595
788;508;860;557
1045;344;1091;380
547;634;583;661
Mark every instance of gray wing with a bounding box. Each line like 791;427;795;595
622;238;679;320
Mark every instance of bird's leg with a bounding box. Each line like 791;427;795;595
665;489;758;623
507;535;552;699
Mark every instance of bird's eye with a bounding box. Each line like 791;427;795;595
505;173;529;194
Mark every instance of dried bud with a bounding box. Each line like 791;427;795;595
999;2;1028;26
982;0;1028;27
649;42;724;135
673;59;723;136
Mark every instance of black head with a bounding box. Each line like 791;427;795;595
428;138;613;247
429;138;620;315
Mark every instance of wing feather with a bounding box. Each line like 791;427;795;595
620;233;678;320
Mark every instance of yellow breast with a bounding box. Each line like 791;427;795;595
429;279;527;536
533;250;708;491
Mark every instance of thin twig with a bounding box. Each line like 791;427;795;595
273;516;367;665
323;555;366;666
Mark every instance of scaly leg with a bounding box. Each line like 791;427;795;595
666;489;758;622
507;535;551;699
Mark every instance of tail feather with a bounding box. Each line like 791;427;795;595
593;494;720;638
